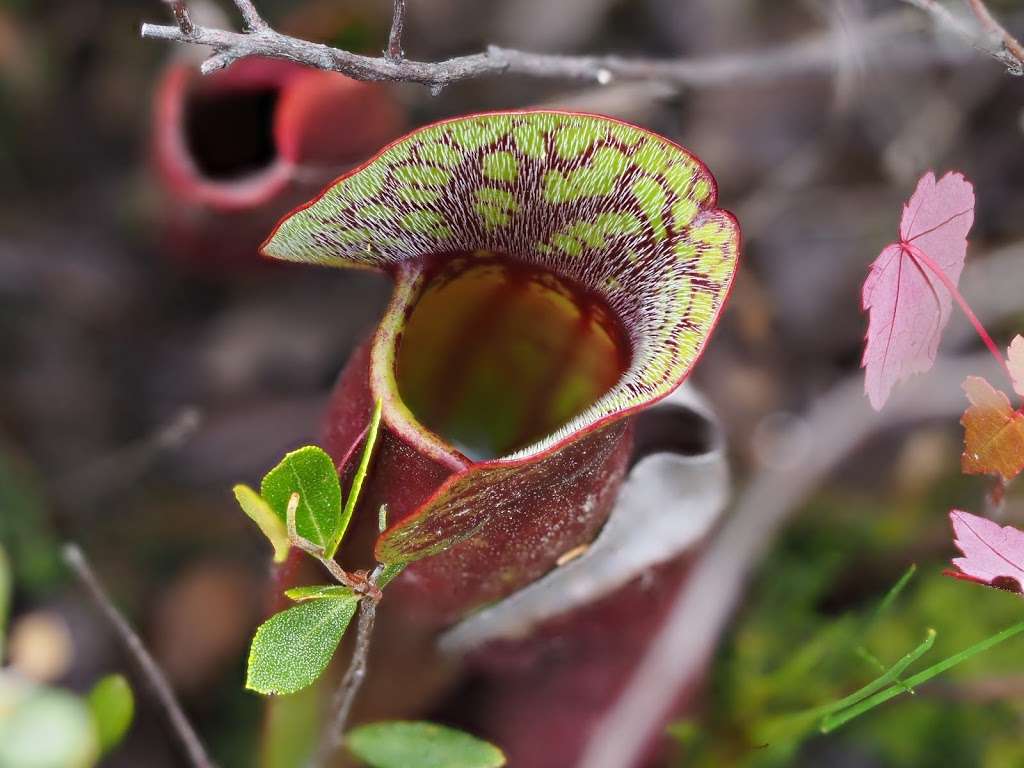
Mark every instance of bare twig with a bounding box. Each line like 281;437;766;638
310;564;384;768
56;406;202;506
62;544;216;768
164;0;194;35
141;9;963;87
231;0;266;32
285;492;383;600
387;0;407;62
901;0;981;42
965;0;1024;71
899;0;1023;74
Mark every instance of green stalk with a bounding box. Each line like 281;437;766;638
821;619;1024;733
327;400;383;558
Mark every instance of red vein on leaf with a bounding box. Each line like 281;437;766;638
905;207;974;244
879;247;907;381
956;511;1024;578
902;242;1011;384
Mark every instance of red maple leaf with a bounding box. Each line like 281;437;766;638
961;375;1024;483
862;171;975;410
947;509;1024;594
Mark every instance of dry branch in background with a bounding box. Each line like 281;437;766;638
141;0;1011;90
965;0;1024;69
900;0;1024;73
63;544;217;768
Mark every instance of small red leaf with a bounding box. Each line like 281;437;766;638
960;375;1024;483
861;171;975;410
1008;334;1024;398
947;509;1024;594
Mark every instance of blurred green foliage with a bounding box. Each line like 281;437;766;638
674;481;1024;768
0;446;61;595
87;674;134;756
0;676;99;768
346;721;507;768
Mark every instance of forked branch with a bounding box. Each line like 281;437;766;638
142;1;974;88
966;0;1024;71
900;0;1024;73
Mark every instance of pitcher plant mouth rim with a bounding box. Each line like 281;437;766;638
260;108;741;471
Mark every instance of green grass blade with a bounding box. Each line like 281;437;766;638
757;627;935;744
329;400;383;558
870;564;917;623
816;629;935;723
822;619;1024;733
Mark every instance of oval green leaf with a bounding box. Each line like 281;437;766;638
261;446;342;552
246;597;359;695
234;484;290;563
346;721;506;768
87;674;134;754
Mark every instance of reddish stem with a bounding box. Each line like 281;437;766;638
966;0;1024;67
902;242;1011;382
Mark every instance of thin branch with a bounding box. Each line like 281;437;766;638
56;406;202;507
899;0;1024;74
310;564;384;768
231;0;266;32
965;0;1024;71
285;492;383;599
141;10;963;88
164;0;194;35
62;544;217;768
901;0;981;42
387;0;407;62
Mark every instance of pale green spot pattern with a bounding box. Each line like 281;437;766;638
543;147;628;204
555;125;597;159
482;151;519;182
418;141;462;167
513;124;545;159
263;111;740;459
631;176;668;242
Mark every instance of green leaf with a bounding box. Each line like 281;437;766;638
821;619;1024;733
246;597;359;695
285;585;357;602
0;544;10;661
234;484;290;563
346;721;506;768
87;674;134;754
261;447;342;552
330;400;383;558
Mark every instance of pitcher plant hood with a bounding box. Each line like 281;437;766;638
262;110;740;621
